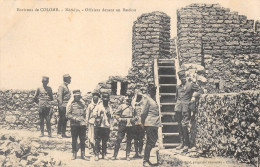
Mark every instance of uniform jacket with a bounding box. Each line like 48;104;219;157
93;103;112;128
175;81;203;112
86;99;101;125
33;86;53;108
140;96;161;127
114;103;136;127
66;100;87;126
57;82;71;108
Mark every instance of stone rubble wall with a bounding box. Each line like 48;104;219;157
177;3;260;93
195;90;260;166
128;11;171;93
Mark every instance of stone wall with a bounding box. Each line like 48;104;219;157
128;11;171;93
0;90;58;131
177;3;260;93
194;90;260;166
170;37;177;58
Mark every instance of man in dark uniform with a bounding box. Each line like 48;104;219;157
112;96;137;161
174;70;203;152
93;92;112;161
57;74;71;138
33;76;54;137
66;90;89;160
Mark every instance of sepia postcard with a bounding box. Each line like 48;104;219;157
0;0;259;166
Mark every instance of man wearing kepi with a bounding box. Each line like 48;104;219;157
66;90;88;160
141;84;161;167
93;92;112;161
174;69;203;152
112;95;137;161
86;92;101;154
33;76;53;137
57;74;71;138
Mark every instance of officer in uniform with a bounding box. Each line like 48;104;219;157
57;74;71;138
33;76;53;137
93;92;112;161
140;84;161;167
131;91;145;158
66;90;88;160
174;70;203;152
112;96;137;161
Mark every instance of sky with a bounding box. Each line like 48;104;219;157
0;0;259;94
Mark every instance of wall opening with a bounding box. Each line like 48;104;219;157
111;81;128;95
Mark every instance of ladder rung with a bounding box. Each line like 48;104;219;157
158;59;175;61
162;122;178;126
158;75;176;78
158;66;175;68
160;103;176;106
159;84;177;87
163;143;180;147
162;133;179;136
160;93;176;96
161;112;175;115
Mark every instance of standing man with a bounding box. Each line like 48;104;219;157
86;92;101;154
131;91;145;158
33;76;53;137
93;92;112;161
57;74;71;138
141;84;161;167
112;96;137;161
66;90;88;160
174;70;203;152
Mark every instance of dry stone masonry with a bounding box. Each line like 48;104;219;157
177;3;260;93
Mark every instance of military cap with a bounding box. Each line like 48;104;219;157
63;74;71;79
42;76;49;81
178;70;186;77
125;95;132;102
73;90;81;96
92;92;100;98
102;93;110;100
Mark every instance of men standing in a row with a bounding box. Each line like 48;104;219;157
174;70;203;152
57;74;71;138
33;76;54;137
86;92;101;154
140;85;161;167
112;96;137;161
66;90;88;160
93;93;112;161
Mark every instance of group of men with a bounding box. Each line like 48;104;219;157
33;69;203;166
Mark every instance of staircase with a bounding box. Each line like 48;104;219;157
154;58;180;149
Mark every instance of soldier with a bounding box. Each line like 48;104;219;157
57;74;71;138
131;91;145;158
66;90;88;160
33;76;53;137
86;92;101;154
112;95;137;161
93;92;112;161
141;84;161;167
174;70;203;152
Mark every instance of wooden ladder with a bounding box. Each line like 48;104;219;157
154;58;180;149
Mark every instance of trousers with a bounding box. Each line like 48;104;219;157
94;127;110;156
175;111;190;146
71;125;86;153
39;106;51;135
133;125;145;154
57;106;67;135
114;124;135;157
144;126;158;161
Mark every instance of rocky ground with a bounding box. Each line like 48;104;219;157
0;129;156;167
